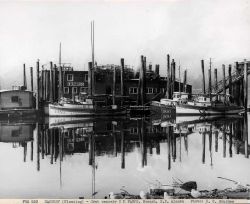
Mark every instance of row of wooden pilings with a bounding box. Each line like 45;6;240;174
22;60;67;110
200;59;249;109
23;55;187;110
137;54;187;106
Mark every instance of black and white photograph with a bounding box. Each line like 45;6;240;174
0;0;249;200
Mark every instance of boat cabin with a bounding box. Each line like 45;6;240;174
172;92;189;103
0;89;34;110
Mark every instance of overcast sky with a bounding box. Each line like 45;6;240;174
0;0;249;89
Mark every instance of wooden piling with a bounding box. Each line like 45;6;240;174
140;55;146;105
155;64;159;76
214;68;218;101
120;58;124;105
112;65;116;105
166;54;170;99
23;64;27;89
228;65;232;103
59;66;63;100
30;67;33;92
244;59;248;110
171;59;176;95
49;62;53;102
208;68;212;101
88;62;93;96
36;60;40;110
46;70;50;101
201;60;206;94
222;64;226;103
53;64;57;101
235;62;240;106
183;69;187;93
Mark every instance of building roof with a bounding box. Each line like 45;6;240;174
0;89;33;93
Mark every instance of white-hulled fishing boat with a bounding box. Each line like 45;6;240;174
48;96;127;116
176;94;244;116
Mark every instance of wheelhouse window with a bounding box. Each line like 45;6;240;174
64;87;69;94
129;87;138;94
67;74;73;81
72;87;78;94
11;96;19;103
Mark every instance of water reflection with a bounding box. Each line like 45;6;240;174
0;115;249;198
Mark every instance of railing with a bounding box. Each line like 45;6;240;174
200;69;250;95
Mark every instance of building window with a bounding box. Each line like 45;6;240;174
146;88;153;94
64;87;69;94
130;128;138;134
80;87;88;93
85;74;88;81
129;87;138;94
11;96;19;102
72;87;78;94
67;74;73;81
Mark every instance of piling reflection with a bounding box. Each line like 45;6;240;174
0;115;249;198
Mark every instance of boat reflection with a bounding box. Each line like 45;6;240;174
0;115;249;198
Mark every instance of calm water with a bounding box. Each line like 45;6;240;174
0;114;249;199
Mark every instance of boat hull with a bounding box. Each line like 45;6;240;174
176;104;244;116
150;101;176;120
48;104;127;117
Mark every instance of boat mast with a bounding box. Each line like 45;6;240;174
209;58;212;102
179;61;181;98
91;21;95;96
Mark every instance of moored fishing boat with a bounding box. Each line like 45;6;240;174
48;95;127;116
176;94;244;116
